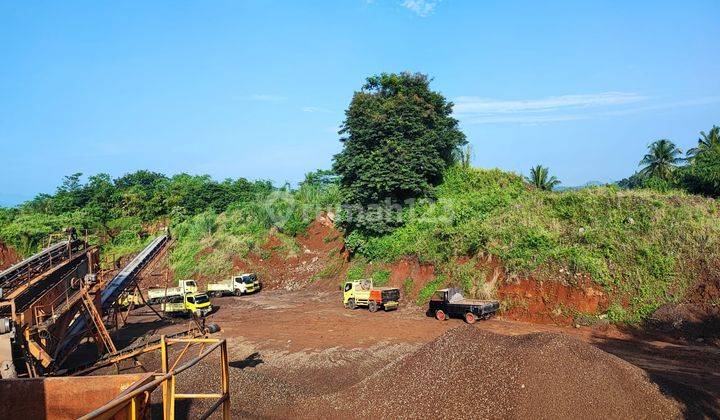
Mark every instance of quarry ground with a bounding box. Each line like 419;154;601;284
116;289;720;419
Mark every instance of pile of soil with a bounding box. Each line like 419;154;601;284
303;325;682;419
648;273;720;342
0;241;20;271
234;217;348;291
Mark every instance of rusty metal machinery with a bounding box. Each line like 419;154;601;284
0;233;98;378
55;234;169;365
0;231;169;378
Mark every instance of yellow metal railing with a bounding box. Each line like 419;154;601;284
78;337;230;420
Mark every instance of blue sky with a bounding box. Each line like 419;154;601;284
1;0;719;206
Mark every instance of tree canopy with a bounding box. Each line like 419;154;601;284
638;139;683;181
527;165;561;191
686;125;719;162
0;170;274;255
332;72;466;235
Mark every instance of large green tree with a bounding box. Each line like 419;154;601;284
639;139;683;181
332;72;467;235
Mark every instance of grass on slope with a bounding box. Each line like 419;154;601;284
169;182;339;281
349;166;720;321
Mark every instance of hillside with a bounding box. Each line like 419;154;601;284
1;166;718;329
160;166;719;330
350;167;720;324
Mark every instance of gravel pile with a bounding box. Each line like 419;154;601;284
302;325;682;419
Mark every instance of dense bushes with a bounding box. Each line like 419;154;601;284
167;171;340;280
350;166;720;321
0;167;338;269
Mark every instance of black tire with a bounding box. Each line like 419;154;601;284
234;289;242;297
368;301;378;312
346;298;356;310
435;309;447;321
465;312;477;324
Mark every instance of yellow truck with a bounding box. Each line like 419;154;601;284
161;292;212;317
117;291;143;308
343;279;400;312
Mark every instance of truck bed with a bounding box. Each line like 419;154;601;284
448;298;498;307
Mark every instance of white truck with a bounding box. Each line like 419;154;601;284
147;279;198;304
207;273;260;297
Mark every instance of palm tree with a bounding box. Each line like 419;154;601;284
686;125;720;161
639;139;683;180
527;165;561;191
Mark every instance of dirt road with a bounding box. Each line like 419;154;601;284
116;289;720;418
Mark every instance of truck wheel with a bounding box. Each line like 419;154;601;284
435;310;447;321
234;289;242;297
368;301;378;313
346;299;356;310
465;312;477;324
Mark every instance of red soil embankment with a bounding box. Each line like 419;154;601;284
499;277;608;324
649;258;720;340
382;254;608;325
234;216;348;291
0;241;20;271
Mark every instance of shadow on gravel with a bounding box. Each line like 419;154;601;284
593;334;720;419
230;352;264;369
110;318;177;349
149;399;192;419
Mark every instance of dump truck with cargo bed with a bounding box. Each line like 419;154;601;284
161;292;212;317
343;279;400;312
207;273;260;297
428;288;499;323
147;279;198;304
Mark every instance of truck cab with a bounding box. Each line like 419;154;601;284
162;292;212;317
178;279;198;294
234;273;261;295
208;273;261;297
343;279;400;312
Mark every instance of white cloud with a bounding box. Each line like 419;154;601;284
247;94;286;102
597;96;720;117
454;92;720;125
453;92;645;116
301;106;332;113
402;0;440;17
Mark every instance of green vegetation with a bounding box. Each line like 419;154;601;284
686;125;719;162
527;165;561;191
620;130;720;198
333;72;466;236
0;170;273;256
639;139;684;181
416;276;446;305
346;260;367;282
0;69;716;327
403;278;414;295
0;167;339;281
350;166;720;321
370;268;391;287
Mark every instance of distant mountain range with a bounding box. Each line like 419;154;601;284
555;181;608;192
